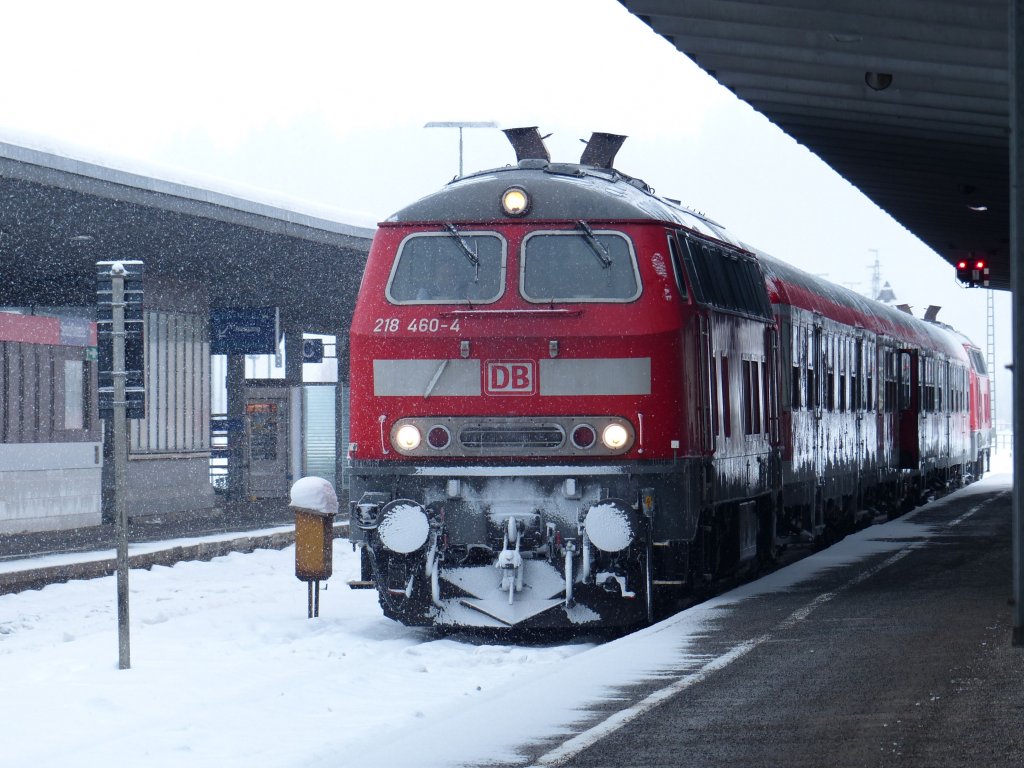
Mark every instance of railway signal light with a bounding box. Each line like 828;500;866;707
956;257;989;288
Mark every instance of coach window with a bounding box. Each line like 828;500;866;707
868;344;876;411
838;339;847;412
852;339;862;410
899;352;913;410
938;362;947;413
825;338;833;412
521;230;640;302
924;358;936;412
710;355;720;437
388;231;506;304
791;326;802;410
807;331;817;410
885;350;898;413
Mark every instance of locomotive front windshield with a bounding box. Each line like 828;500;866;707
521;230;641;302
387;231;505;304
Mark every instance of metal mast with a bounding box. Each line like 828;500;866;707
986;289;997;431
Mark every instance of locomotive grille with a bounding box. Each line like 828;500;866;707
459;424;565;450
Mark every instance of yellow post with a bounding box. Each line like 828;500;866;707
290;476;339;618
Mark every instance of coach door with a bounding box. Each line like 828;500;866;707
897;349;920;469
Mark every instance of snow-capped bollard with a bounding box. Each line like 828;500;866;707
290;476;338;618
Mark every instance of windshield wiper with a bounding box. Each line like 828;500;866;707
444;222;480;268
576;220;612;268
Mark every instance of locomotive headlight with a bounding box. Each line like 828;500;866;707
601;423;630;450
394;424;422;451
501;186;530;216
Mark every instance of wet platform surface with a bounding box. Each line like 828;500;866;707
511;477;1023;768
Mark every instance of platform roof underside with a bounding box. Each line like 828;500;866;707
618;0;1011;290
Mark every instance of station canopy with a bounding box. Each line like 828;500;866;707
619;0;1011;290
0;140;374;331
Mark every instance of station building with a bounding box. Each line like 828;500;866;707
0;138;373;534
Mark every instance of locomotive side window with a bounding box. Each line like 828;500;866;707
742;359;762;435
520;230;640;302
720;355;732;438
387;231;506;305
681;236;772;319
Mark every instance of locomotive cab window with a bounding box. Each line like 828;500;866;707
520;230;640;303
667;232;689;300
386;231;506;304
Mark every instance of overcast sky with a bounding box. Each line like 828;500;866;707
1;0;1010;422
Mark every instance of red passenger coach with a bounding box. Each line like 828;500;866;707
346;128;988;632
0;311;101;534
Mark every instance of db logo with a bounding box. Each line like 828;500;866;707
485;361;535;395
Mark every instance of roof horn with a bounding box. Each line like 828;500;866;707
503;127;550;162
580;132;627;169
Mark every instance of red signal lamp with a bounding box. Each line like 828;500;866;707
956;256;989;288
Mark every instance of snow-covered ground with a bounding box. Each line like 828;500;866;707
0;458;1012;768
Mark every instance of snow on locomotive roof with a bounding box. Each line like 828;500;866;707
387;159;740;245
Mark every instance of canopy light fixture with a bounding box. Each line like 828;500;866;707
864;72;893;91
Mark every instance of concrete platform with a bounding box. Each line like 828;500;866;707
513;475;1023;768
0;499;348;595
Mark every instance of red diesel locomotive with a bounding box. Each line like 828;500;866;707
346;128;990;630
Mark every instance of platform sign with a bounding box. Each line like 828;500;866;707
211;307;279;355
97;260;146;420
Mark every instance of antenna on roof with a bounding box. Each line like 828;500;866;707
579;132;627;169
503;127;550;162
924;305;942;322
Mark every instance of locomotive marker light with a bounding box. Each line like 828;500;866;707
290;476;338;619
427;424;452;450
501;186;530;216
571;424;597;450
